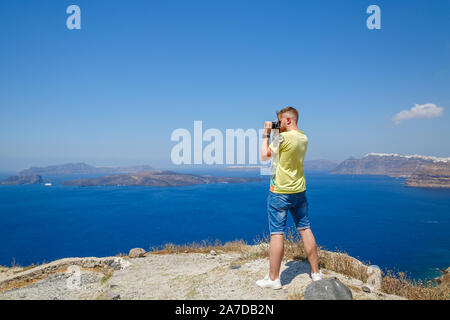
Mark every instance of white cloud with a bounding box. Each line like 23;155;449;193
392;103;444;125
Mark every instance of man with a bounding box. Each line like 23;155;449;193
256;106;322;290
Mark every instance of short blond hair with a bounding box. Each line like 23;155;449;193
277;106;298;124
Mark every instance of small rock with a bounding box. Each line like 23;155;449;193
128;248;146;258
231;265;241;270
103;291;120;300
184;250;188;253
304;278;352;300
433;277;442;285
210;250;217;256
438;267;450;275
433;268;450;286
366;265;382;290
352;279;363;286
361;285;372;293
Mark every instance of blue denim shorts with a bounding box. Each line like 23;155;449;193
267;191;311;234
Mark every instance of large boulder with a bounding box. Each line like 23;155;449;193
304;278;353;300
128;248;146;258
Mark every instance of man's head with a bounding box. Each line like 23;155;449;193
277;106;299;132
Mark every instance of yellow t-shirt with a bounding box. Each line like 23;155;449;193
269;130;308;194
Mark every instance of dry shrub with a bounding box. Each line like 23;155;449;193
283;229;308;260
115;252;128;257
148;239;249;255
318;249;370;283
381;270;449;300
287;291;304;300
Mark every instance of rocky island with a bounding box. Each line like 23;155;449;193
330;153;450;188
61;170;262;187
0;175;43;185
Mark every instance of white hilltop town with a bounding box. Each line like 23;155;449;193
365;153;450;163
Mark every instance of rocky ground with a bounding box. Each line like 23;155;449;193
0;247;406;300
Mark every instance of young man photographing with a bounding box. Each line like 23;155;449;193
256;106;322;290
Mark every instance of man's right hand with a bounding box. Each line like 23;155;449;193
261;122;273;161
264;121;272;135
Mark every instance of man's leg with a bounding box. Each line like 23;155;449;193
298;228;319;273
269;234;284;280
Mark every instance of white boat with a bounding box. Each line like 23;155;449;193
44;183;52;186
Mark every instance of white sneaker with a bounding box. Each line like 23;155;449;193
256;274;282;290
311;270;323;281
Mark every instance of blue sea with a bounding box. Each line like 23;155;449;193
0;170;449;282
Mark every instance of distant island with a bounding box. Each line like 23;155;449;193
19;163;154;175
3;154;450;188
0;175;43;185
303;159;339;172
331;153;450;188
227;159;339;172
61;170;262;187
0;163;262;187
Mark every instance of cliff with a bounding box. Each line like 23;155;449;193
331;153;450;188
405;163;450;188
0;243;408;301
331;154;434;177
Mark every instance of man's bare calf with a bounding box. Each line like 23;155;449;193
269;228;319;281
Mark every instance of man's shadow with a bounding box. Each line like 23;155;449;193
280;259;311;285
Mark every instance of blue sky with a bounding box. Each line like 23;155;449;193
0;0;449;171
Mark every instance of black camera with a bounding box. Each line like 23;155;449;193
272;120;280;130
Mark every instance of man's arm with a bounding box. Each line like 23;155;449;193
260;121;272;162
